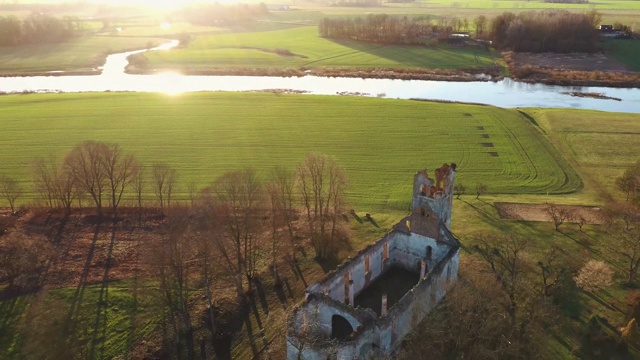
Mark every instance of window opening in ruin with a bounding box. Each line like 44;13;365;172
426;246;433;261
365;255;370;275
420;184;427;196
331;315;354;341
421;207;426;216
383;242;389;262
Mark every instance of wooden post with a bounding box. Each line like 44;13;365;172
420;259;427;278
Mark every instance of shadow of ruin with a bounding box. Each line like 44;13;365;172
287;164;461;359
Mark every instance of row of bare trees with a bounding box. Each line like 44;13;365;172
12;141;181;216
318;14;485;45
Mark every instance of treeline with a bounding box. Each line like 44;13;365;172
490;10;601;53
331;0;382;7
319;14;482;45
319;10;603;53
176;3;269;27
0;13;82;46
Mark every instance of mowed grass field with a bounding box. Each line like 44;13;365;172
0;92;580;210
523;108;640;199
142;26;496;70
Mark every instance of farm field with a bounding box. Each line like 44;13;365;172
522;108;640;199
140;26;496;71
0;92;581;210
0;35;162;75
603;39;640;71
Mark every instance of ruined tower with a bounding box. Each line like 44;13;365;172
412;163;456;229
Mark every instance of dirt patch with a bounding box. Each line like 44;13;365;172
495;202;607;224
514;52;630;72
488;152;499;157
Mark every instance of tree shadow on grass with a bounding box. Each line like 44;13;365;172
462;199;511;232
89;221;120;358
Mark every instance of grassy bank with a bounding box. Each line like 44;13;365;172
0;92;580;210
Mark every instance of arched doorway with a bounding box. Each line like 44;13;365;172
331;315;354;341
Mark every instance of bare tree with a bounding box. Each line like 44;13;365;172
214;168;264;295
53;166;77;214
547;203;569;231
152;163;177;208
0;232;54;290
297;153;348;260
475;183;487;199
615;160;640;203
101;143;140;217
608;203;640;285
32;157;76;213
64;141;109;215
474;233;528;327
0;175;22;214
187;181;197;207
132;166;145;209
473;15;487;36
145;207;197;359
537;246;565;296
269;166;298;260
32;157;57;208
574;260;614;292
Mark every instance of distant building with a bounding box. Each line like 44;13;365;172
600;24;614;32
287;164;460;360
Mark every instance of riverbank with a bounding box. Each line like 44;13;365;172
125;65;504;82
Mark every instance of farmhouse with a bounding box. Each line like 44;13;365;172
287;164;461;359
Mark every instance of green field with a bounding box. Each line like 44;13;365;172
604;39;640;71
0;36;162;75
141;26;496;71
0;92;581;210
523;108;640;200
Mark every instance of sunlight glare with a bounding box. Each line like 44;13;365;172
157;71;184;95
161;22;171;30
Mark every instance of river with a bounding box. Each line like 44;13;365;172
1;40;639;113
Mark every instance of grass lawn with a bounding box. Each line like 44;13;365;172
0;283;161;359
141;26;497;70
0;92;580;210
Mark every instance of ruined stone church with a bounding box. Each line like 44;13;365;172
287;164;460;359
